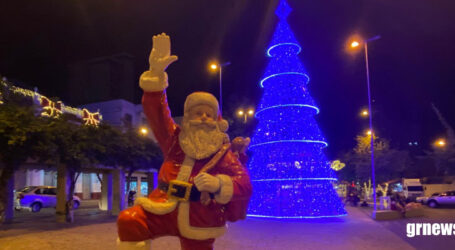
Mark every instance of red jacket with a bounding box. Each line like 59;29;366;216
137;91;252;239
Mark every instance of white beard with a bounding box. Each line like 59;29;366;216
179;119;227;160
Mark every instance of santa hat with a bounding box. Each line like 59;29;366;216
184;92;229;132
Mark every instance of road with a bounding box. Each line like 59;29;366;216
0;201;454;250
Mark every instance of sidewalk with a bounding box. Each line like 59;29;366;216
0;206;414;250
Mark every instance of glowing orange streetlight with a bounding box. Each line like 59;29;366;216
351;41;360;48
237;108;254;123
210;63;218;70
361;109;369;117
139;127;148;136
347;34;381;212
434;138;446;148
208;61;230;114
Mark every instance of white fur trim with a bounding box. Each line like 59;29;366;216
117;238;151;250
184;92;219;116
176;156;195;182
134;197;177;215
214;174;233;204
139;71;168;92
177;202;226;240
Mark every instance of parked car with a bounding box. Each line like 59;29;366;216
426;191;455;208
15;186;81;212
416;192;440;204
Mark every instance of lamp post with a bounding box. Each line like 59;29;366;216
209;61;231;114
349;35;381;212
237;108;254;123
139;126;148;136
360;108;369;117
434;138;446;148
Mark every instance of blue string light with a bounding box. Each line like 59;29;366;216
255;104;319;116
247;214;347;219
259;72;310;88
252;178;338;182
267;42;302;57
249;140;328;148
247;0;346;219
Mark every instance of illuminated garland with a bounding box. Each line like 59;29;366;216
0;79;101;126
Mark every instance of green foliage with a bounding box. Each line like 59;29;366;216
342;134;410;183
0;100;49;171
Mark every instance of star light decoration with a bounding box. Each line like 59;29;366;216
330;160;346;171
82;109;101;126
40;96;63;117
247;0;346;219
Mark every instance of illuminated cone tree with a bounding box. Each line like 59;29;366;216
247;0;346;218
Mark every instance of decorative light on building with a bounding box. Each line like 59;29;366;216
82;109;101;126
40;96;63;118
0;78;102;126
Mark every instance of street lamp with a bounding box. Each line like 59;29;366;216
139;126;148;136
348;34;381;212
360;109;369;117
434;138;446;148
209;61;231;114
237;108;254;123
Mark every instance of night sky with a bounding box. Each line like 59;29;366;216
1;0;455;158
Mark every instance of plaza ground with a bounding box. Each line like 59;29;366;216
1;201;454;250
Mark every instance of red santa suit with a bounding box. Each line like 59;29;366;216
117;87;252;249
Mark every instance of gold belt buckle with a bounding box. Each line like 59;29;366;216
167;180;193;201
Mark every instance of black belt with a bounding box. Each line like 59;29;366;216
158;181;214;202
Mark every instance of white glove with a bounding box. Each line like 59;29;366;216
140;33;178;92
148;33;178;73
194;173;221;193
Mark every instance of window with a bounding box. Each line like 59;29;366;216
44;188;57;195
407;186;423;192
18;186;36;193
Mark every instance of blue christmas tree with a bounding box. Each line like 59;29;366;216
247;0;347;219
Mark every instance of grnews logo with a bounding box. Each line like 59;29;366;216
407;223;455;237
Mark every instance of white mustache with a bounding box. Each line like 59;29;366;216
188;120;217;128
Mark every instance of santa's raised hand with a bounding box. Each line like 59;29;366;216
140;33;178;92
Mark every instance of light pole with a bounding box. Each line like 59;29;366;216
209;61;231;114
434;138;446;148
360;108;369;117
139;126;148;136
350;35;381;212
237;108;254;123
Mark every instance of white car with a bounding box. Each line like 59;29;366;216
426;191;455;208
15;186;81;212
416;192;440;204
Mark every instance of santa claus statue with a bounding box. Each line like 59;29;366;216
117;33;252;250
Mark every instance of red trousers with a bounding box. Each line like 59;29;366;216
117;205;215;250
